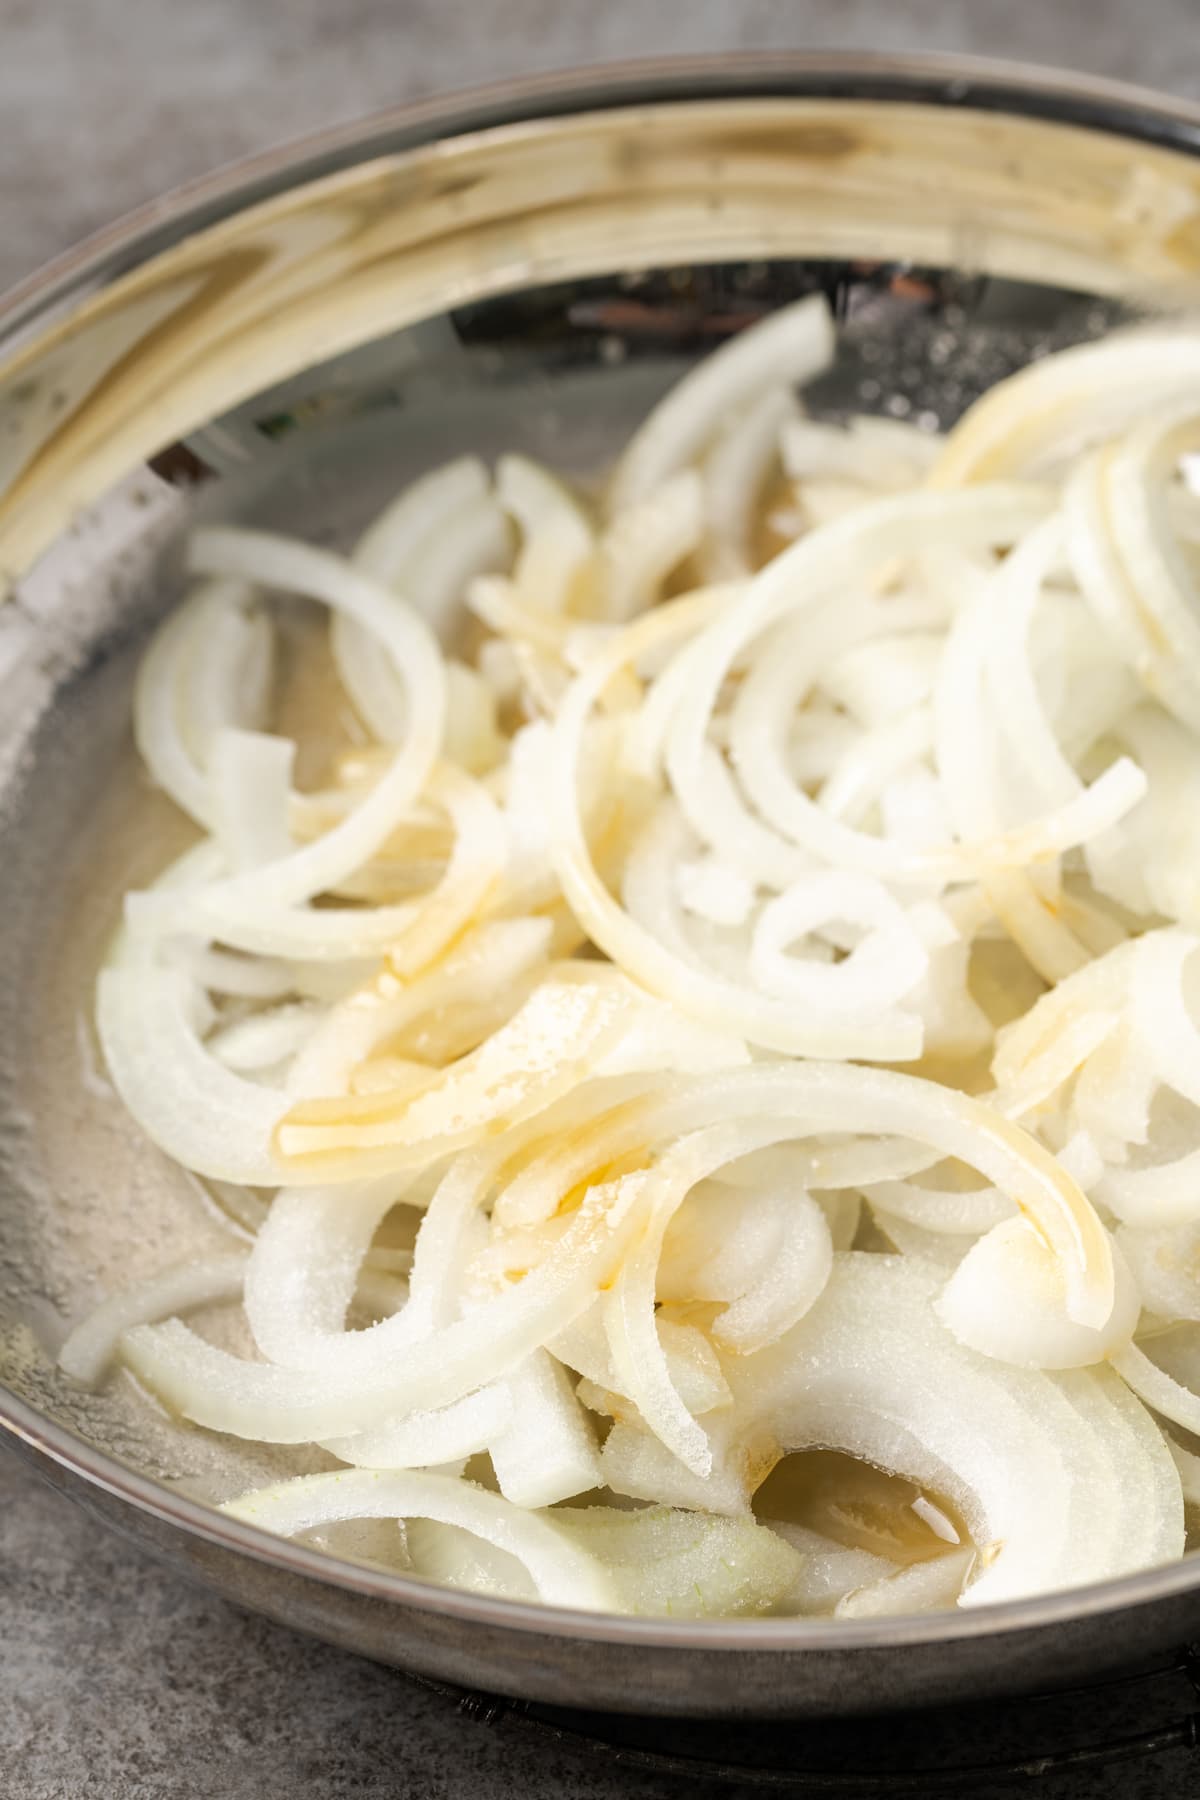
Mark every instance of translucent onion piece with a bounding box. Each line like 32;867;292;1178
749;873;929;1012
817;707;935;825
658;1182;794;1306
1098;412;1200;716
981;869;1091;986
834;1548;975;1619
184;947;300;1000
1087;707;1200;923
990;941;1135;1091
207;1003;320;1073
334;456;497;741
821;635;942;733
600;471;703;622
710;1187;833;1355
605;1121;802;1477
488;1350;602;1508
1118;1222;1200;1324
355;455;490;585
183;526;446;908
404;1517;537;1600
766;1524;896;1616
1101;1147;1200;1228
657;1317;733;1414
221;1469;614;1610
1065;444;1200;733
208;729;295;873
608;293;834;513
97;962;291;1185
736;1255;1182;1605
932;326;1200;485
243;1177;414;1369
550;1504;804;1618
981;519;1084;811
59;1253;248;1388
1070;1021;1158;1161
444;659;504;774
935;1217;1139;1369
320;1385;511;1471
286;916;552;1100
496;453;594;617
275;973;635;1176
630;1063;1113;1328
701;387;798;581
862;1176;1011;1238
673;488;1053;885
1130;930;1200;1110
133;580;272;829
871;1211;971;1270
1113;1343;1200;1438
550;597;925;1060
657;1178;833;1356
600;1410;766;1517
121;1172;648;1440
1168;1436;1200;1507
675;856;755;928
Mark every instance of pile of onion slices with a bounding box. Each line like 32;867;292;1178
62;294;1200;1619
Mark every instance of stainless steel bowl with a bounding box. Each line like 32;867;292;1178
6;53;1200;1718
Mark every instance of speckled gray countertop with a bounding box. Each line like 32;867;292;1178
6;5;1200;1797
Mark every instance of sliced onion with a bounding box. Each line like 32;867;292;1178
600;471;703;621
550;598;926;1060
834;1548;975;1619
321;1385;511;1471
549;1504;803;1618
221;1469;614;1610
285;917;551;1101
766;1524;896;1615
97;961;291;1185
181;526;445;907
1168;1435;1200;1506
242;1177;416;1369
86;309;1200;1621
496;453;594;616
932;326;1200;485
121;1173;646;1441
749;873;929;1012
935;1216;1139;1369
701;387;797;581
275;973;635;1177
1117;1222;1200;1324
735;1255;1182;1604
59;1252;248;1387
1101;1146;1200;1228
488;1351;602;1508
133;580;272;829
608;294;834;513
1113;1342;1200;1438
207;1002;320;1073
208;729;295;873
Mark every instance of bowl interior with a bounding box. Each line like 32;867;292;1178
5;73;1200;1650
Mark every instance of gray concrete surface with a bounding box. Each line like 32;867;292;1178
7;0;1200;294
5;4;1200;1797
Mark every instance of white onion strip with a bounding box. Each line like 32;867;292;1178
59;1253;249;1388
608;293;834;513
221;1469;614;1610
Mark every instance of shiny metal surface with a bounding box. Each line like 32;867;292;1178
5;56;1200;1717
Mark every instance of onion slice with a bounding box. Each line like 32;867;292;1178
221;1469;615;1610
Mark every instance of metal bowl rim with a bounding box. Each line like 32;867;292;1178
5;47;1200;1654
6;46;1200;334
